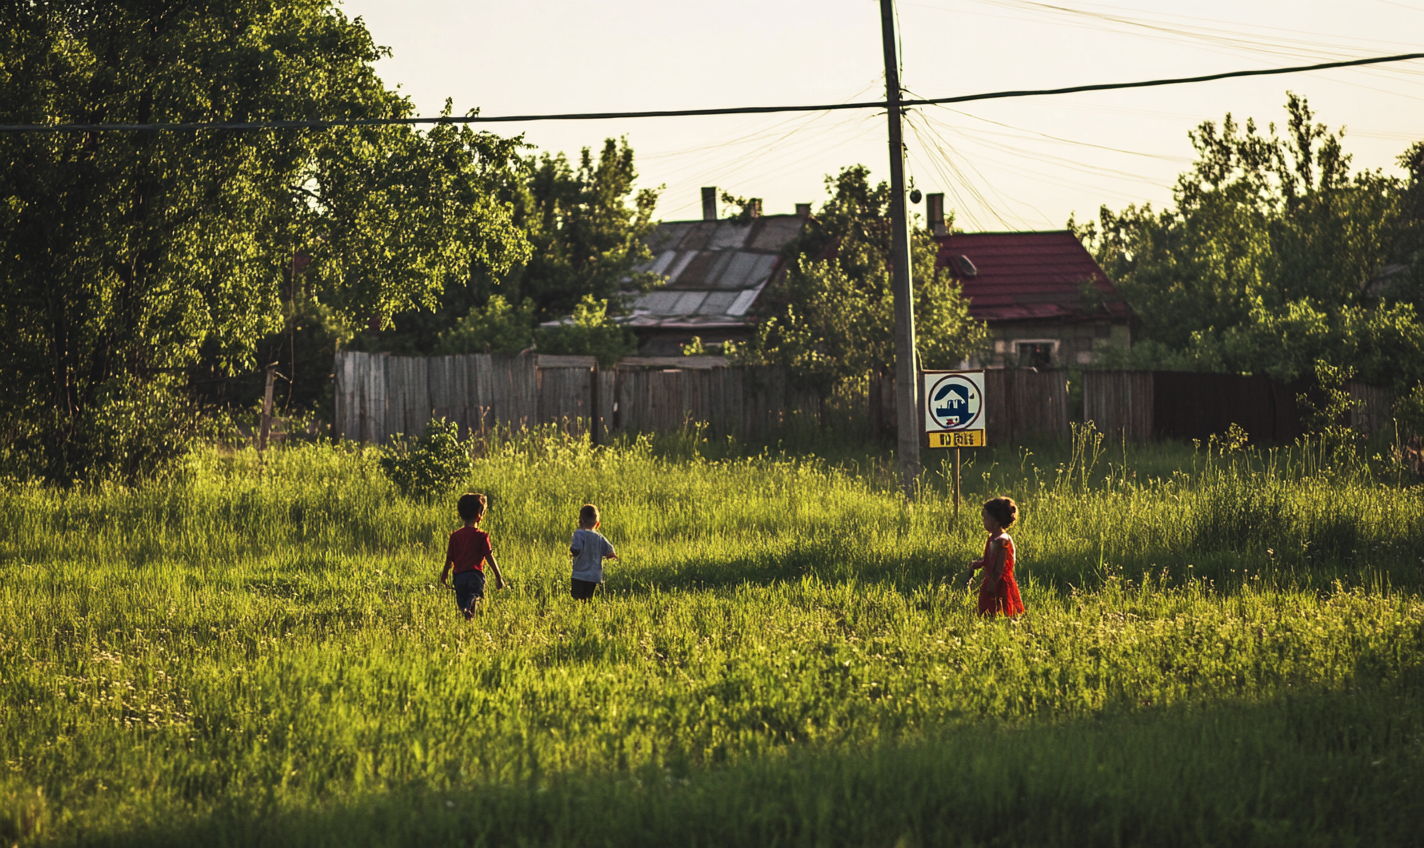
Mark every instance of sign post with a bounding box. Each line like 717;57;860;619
923;370;987;517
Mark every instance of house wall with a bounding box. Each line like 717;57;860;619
978;320;1131;368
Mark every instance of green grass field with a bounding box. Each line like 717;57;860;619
3;429;1423;847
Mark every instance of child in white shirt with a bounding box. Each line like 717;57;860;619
569;503;617;600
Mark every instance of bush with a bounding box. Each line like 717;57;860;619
436;295;536;355
1396;382;1424;439
378;418;470;497
534;295;638;366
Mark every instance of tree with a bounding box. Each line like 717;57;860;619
737;165;987;394
502;137;661;320
344;136;660;359
1073;94;1424;387
0;1;528;481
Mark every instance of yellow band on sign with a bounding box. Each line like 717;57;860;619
929;430;985;448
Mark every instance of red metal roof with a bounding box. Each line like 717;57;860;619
933;231;1131;324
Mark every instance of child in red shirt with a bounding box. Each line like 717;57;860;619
440;493;505;620
966;496;1025;618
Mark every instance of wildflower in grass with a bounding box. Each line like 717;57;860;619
968;496;1025;617
569;503;618;601
439;492;506;620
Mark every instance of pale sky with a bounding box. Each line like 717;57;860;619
339;0;1424;231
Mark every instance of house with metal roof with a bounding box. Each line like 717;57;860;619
933;229;1133;368
617;188;811;355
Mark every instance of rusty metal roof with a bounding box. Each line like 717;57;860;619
933;231;1132;324
621;214;806;330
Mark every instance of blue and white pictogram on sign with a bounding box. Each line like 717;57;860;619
923;370;986;447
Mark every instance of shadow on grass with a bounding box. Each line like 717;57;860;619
573;539;1421;605
38;667;1424;848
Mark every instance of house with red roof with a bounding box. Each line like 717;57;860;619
933;230;1132;368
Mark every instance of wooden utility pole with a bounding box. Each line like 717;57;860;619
880;0;920;497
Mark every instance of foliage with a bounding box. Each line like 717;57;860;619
0;1;528;482
533;294;639;366
497;137;662;321
736;166;987;389
718;190;761;224
1073;94;1424;386
1393;381;1424;438
435;295;536;355
1295;360;1364;462
342;136;661;358
2;439;1424;844
377;418;470;498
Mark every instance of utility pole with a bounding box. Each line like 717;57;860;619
880;0;920;497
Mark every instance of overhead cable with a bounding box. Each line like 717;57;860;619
1;52;1421;133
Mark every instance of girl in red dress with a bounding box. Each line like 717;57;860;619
967;496;1025;617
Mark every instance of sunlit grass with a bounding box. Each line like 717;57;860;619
2;431;1422;846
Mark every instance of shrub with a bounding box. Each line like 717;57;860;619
534;295;637;366
378;418;470;497
436;295;536;355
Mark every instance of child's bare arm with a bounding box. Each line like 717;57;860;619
486;554;506;590
982;541;1006;592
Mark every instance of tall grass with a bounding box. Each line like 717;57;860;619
2;432;1422;846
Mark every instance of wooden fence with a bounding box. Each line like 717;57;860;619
982;368;1070;444
1082;370;1394;444
333;351;819;444
338;352;1399;449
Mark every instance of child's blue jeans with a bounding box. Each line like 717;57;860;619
452;570;485;616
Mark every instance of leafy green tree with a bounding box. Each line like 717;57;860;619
737;165;987;388
502;138;661;320
533;295;638;367
0;1;527;481
346;136;659;357
1074;94;1424;387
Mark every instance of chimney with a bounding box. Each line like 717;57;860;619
795;202;811;218
927;193;946;236
748;198;762;219
701;187;717;221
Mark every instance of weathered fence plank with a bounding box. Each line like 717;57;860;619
1347;380;1394;438
1083;371;1154;443
981;369;1069;445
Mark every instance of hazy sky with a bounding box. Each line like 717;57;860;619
339;0;1424;230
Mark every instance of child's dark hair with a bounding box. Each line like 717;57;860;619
579;503;599;526
457;493;487;522
983;496;1018;528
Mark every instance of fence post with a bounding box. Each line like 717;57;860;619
259;363;278;451
590;362;602;446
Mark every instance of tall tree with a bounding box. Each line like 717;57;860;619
0;1;527;480
502;137;661;320
348;136;660;356
740;165;986;389
1073;94;1424;386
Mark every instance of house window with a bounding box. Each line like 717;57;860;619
1015;340;1058;368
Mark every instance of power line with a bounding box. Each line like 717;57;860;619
2;52;1421;133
